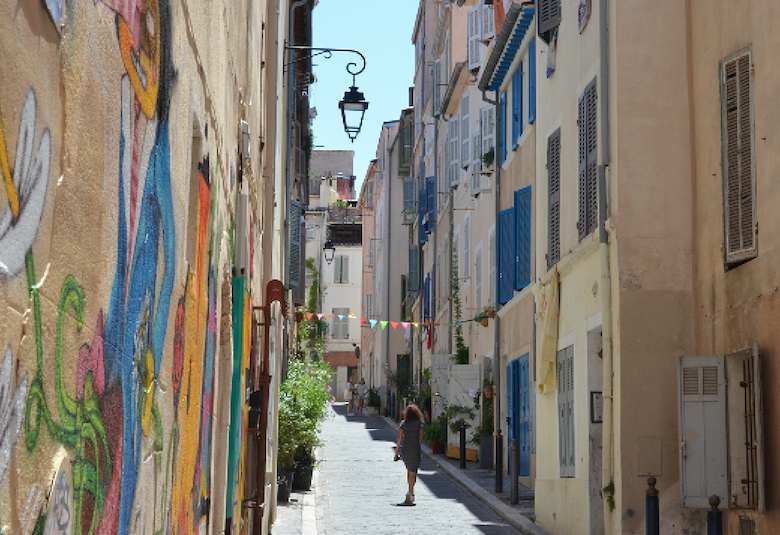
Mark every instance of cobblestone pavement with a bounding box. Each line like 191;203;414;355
274;403;523;535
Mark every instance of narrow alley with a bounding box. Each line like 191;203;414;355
274;404;531;535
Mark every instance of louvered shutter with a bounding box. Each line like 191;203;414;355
424;273;430;320
498;207;515;304
548;129;561;268
468;8;481;71
409;244;420;292
529;38;536;123
418;182;428;244
578;79;598;240
557;346;574;478
288;199;303;289
512;64;523;150
720;49;756;264
481;106;495;167
538;0;561;43
678;355;728;508
464;217;471;278
482;1;495;39
449;117;460;185
403;176;415;223
475;248;483;309
461;94;471;165
499;93;507;166
489;231;497;304
515;187;532;290
427;176;436;234
433;59;443;116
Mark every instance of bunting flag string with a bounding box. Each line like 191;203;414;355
298;311;439;331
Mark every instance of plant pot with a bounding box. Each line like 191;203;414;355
479;435;494;469
277;467;296;502
483;387;494;398
480;318;489;327
430;440;443;454
367;405;379;415
293;461;314;491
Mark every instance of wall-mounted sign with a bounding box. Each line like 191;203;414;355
590;391;603;424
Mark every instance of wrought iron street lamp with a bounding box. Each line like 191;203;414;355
323;239;336;265
285;45;369;141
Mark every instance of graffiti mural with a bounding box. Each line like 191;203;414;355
0;0;247;533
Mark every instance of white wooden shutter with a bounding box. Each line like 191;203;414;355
471;166;481;195
449;117;460;185
364;293;373;320
461;94;470;166
482;1;495;40
433;58;443;116
720;49;756;265
475;247;483;309
489;230;496;304
481;106;495;168
557;346;575;478
678;355;728;509
468;8;481;71
464;217;471;278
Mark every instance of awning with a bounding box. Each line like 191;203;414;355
478;4;535;92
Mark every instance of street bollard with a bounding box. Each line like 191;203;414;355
510;439;519;504
459;422;467;469
646;477;659;535
495;429;503;493
707;495;723;535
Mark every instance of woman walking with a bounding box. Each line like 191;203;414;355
394;404;424;504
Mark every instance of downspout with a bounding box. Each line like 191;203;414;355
481;88;501;488
599;0;614;531
385;146;393;387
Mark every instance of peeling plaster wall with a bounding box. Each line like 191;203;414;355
0;1;277;534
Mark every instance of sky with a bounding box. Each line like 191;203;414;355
310;0;419;195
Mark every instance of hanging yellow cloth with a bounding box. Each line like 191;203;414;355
536;268;560;394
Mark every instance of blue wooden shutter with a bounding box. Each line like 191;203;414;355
514;187;532;290
519;353;530;477
512;64;523;150
418;184;428;244
498;207;515;304
507;360;518;466
529;39;536;123
426;176;436;234
424;273;431;320
499;92;507;166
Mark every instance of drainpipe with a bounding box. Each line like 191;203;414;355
385;145;393;388
481;88;502;487
599;0;614;531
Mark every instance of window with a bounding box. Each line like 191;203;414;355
367;240;375;268
498;207;515;304
548;129;561;267
482;0;495;40
720;48;756;265
481;106;496;167
364;293;374;320
538;0;561;44
399;117;413;177
461;94;471;166
418;181;428;245
489;230;497;305
433;58;443;116
578;78;598;240
515;187;532;290
475;247;483;310
678;347;764;511
334;255;349;284
331;307;350;339
403;176;416;224
306;226;315;241
557;345;575;477
426;175;436;234
512;63;523;150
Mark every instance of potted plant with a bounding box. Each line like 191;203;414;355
276;401;299;502
423;412;448;454
482;147;495;168
367;387;381;415
474;305;496;327
469;392;495;469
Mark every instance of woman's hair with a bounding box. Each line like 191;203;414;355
404;404;423;422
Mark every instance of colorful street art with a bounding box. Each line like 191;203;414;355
0;0;250;534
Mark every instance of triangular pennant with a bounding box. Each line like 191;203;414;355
380;321;388;330
402;322;410;330
326;314;333;319
360;318;366;324
306;313;313;320
349;312;356;317
390;321;399;330
316;314;323;320
369;319;378;329
338;315;344;320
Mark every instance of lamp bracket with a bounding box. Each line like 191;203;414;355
284;45;366;84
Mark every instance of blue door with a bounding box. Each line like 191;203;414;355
518;353;530;476
507;359;520;474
